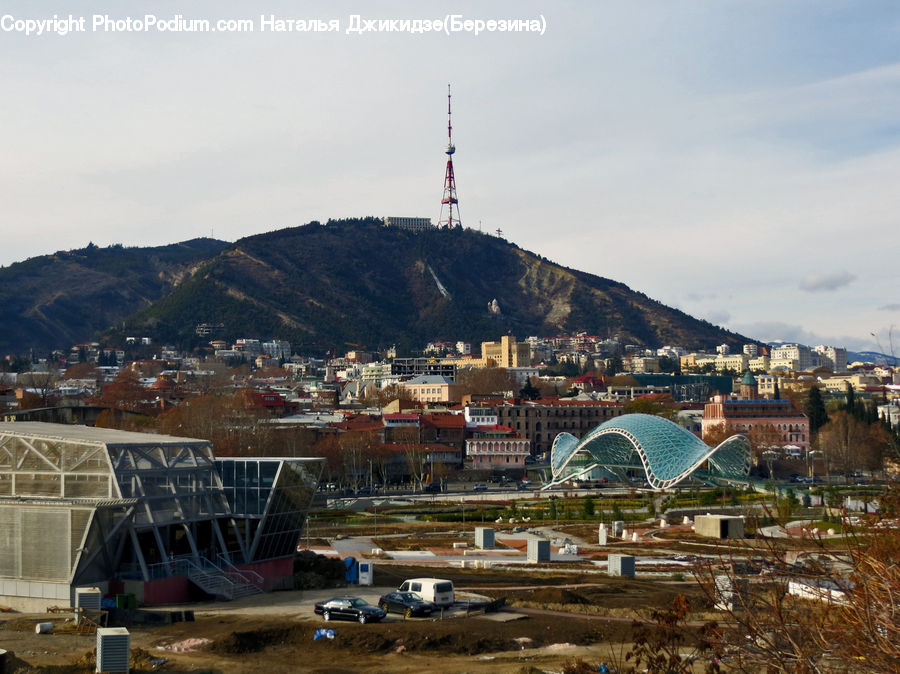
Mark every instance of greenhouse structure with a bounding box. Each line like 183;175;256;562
0;422;322;611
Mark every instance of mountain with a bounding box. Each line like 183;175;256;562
0;239;228;355
1;219;753;356
848;351;899;367
115;219;751;354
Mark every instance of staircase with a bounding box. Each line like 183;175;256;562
159;558;263;600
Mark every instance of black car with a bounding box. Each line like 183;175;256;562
377;591;436;618
313;596;386;623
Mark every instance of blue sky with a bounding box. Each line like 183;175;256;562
2;1;898;353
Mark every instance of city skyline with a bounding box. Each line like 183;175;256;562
2;1;899;352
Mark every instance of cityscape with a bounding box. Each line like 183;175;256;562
3;1;900;672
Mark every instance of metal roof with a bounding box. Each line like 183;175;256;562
0;422;210;446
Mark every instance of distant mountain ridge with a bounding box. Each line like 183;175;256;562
119;219;751;354
0;239;228;355
2;219;753;356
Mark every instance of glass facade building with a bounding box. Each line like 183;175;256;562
549;413;751;490
0;423;322;610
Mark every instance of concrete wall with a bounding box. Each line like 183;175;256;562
0;579;70;612
526;539;550;563
695;515;745;539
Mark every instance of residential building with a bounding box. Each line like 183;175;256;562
749;355;770;372
715;353;750;373
420;413;466;451
771;344;812;371
813;345;848;373
755;374;784;398
464;405;498;428
820;374;883;394
480;336;531;368
401;375;461;403
702;373;810;452
262;340;292;361
234;339;262;357
383;216;433;232
391;357;458;380
631;356;661;373
487;398;625;455
465;425;531;469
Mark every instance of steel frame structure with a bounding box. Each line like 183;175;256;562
0;423;322;603
548;413;752;490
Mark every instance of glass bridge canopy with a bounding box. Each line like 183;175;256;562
549;413;751;490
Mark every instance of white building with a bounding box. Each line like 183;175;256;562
262;340;292;361
464;405;498;428
383;216;433;232
770;344;812;371
234;339;262;356
813;345;848;373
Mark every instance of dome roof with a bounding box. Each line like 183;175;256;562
550;413;751;490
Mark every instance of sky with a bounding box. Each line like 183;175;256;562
2;1;899;354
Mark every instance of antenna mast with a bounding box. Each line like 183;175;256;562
438;84;461;228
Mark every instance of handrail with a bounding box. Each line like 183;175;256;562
216;553;264;585
145;555;262;599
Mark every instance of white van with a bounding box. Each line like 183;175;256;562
398;577;455;607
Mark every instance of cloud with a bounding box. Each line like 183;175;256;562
731;320;874;352
878;303;900;311
704;310;732;327
799;271;857;292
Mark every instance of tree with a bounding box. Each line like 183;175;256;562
455;367;518;398
155;389;279;456
691;485;900;673
63;362;100;381
19;369;59;408
626;595;722;674
624;395;678;421
605;355;623;376
404;445;430;490
338;430;380;490
817;410;871;479
702;423;742;447
844;381;856;415
519;376;541;401
94;370;148;413
582;495;595;519
804;385;828;440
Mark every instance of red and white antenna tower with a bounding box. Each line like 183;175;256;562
438;84;461;228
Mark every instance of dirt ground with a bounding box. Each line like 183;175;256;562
0;531;726;674
1;608;630;673
0;565;715;673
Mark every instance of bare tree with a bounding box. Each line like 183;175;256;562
405;445;430;491
691;485;900;673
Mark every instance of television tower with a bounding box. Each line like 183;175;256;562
438;84;461;228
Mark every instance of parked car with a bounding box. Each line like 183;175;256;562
516;481;530;491
397;578;455;606
423;482;442;493
473;483;488;492
377;591;436;618
313;596;386;623
356;486;372;496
